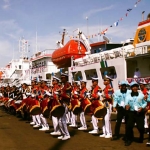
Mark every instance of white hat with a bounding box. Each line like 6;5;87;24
104;75;113;81
80;80;87;83
61;72;68;77
91;77;99;81
53;76;60;82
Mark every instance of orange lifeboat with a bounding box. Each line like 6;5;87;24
52;40;87;68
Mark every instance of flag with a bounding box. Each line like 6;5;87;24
120;17;123;21
114;21;119;26
101;28;108;34
127;8;132;12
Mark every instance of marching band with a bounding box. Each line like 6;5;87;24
0;73;150;146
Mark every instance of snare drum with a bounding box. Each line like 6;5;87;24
29;99;41;115
90;100;107;118
147;102;150;114
50;99;65;118
81;98;91;114
40;98;50;118
71;99;81;115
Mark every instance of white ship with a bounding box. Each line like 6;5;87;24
52;13;150;90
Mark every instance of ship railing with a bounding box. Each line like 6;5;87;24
31;66;47;74
30;49;54;59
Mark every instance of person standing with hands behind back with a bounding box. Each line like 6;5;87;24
124;81;147;146
112;81;131;140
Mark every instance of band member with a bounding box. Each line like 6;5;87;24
125;81;147;146
146;91;150;146
139;81;148;133
50;76;61;136
78;80;88;130
69;81;78;127
112;81;130;140
57;72;71;140
89;77;102;134
99;76;114;138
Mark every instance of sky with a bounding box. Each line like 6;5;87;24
0;0;149;67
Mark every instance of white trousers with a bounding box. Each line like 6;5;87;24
52;116;59;132
40;114;49;128
58;104;70;136
71;111;77;126
32;115;38;124
91;115;98;130
35;114;42;125
102;105;112;135
66;110;71;123
144;115;148;128
80;111;87;128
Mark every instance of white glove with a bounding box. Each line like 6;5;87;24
45;91;52;96
26;93;31;96
86;92;90;96
98;92;102;96
54;91;59;95
74;91;78;95
15;100;22;104
8;98;13;102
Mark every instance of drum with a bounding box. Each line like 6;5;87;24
40;98;50;118
29;99;41;115
90;100;107;118
81;98;91;114
50;99;65;118
9;100;22;115
71;99;82;115
147;102;150;114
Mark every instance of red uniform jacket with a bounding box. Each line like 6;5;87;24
91;85;102;100
79;87;87;101
103;84;114;103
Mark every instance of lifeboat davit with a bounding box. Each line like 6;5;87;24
52;40;87;68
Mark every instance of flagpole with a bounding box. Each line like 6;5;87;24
86;17;89;41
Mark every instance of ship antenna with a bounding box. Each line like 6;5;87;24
19;37;28;58
59;29;68;45
142;11;145;21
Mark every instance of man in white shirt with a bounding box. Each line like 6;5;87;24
134;68;141;78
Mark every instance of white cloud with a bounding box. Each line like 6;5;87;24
0;18;137;68
83;5;114;18
2;0;10;10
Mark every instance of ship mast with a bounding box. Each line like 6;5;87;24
19;37;29;58
59;29;68;45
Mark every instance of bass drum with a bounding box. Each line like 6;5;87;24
40;98;51;118
29;99;41;115
147;102;150;114
81;98;91;114
50;99;65;118
71;99;82;115
90;100;107;118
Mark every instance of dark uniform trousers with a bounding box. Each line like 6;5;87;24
114;106;126;136
125;111;145;141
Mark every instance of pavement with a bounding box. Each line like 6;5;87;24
0;108;150;150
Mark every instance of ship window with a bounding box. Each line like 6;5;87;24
72;71;82;81
19;65;21;69
84;69;97;80
100;66;117;79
